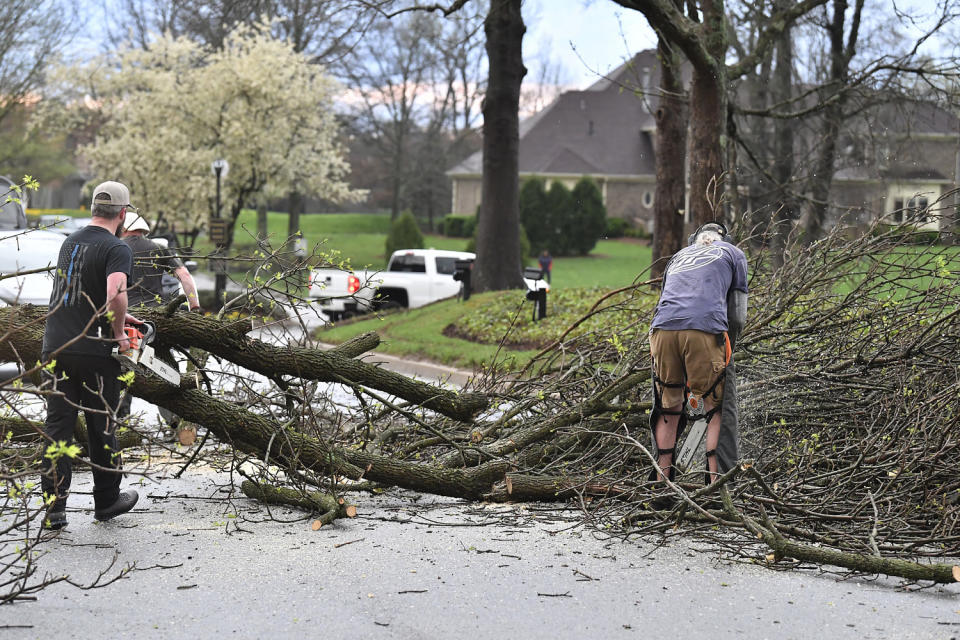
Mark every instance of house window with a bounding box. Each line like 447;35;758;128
891;195;929;224
642;190;654;208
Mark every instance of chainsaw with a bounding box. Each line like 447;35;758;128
115;321;181;385
676;395;707;471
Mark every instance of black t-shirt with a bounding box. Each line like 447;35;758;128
42;225;132;357
123;235;185;307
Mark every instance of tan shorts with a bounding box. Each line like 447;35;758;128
649;329;726;407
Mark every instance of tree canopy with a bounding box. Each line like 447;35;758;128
35;22;362;247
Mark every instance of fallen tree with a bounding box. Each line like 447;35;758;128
3;213;959;594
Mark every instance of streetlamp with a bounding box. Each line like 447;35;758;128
210;158;229;309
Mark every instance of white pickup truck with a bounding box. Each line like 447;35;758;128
308;249;471;320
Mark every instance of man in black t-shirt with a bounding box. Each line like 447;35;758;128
41;180;140;530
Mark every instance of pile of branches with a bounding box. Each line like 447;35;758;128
2;217;959;601
551;217;960;581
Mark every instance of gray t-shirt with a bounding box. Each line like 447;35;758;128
651;240;748;334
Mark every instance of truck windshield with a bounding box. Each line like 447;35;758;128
389;255;426;273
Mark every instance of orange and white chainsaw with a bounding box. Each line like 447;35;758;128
115;321;181;385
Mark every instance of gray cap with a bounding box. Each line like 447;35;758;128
92;181;132;208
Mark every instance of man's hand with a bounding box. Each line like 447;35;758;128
117;336;131;353
125;313;142;325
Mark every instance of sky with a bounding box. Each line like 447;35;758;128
72;0;656;91
523;0;657;89
69;0;954;94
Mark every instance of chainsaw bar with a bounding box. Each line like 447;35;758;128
676;418;707;471
115;321;181;385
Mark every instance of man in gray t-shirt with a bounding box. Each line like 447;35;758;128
649;223;748;484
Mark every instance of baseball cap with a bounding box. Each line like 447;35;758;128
123;209;150;232
91;181;132;208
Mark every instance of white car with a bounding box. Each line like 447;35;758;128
0;228;65;306
37;215;91;236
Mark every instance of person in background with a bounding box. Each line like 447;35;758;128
116;210;199;435
121;211;199;311
538;249;553;284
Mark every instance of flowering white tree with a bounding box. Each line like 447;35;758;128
36;22;362;249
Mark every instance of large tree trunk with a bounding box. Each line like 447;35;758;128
686;0;727;227
651;29;688;279
473;0;526;292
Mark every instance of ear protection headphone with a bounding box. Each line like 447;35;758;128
687;221;729;246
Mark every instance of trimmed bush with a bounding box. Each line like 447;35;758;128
545;181;574;255
519;177;549;254
605;217;629;238
872;223;941;245
569;177;606;255
384;210;424;261
443;214;477;238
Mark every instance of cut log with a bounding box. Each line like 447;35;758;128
0;306;487;422
241;480;355;527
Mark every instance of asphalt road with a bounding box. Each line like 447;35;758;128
4;459;959;640
4;310;958;639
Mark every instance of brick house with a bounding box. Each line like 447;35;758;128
447;49;959;234
829;102;959;231
447;49;663;231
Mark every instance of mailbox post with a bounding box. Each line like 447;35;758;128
523;267;547;321
453;258;474;301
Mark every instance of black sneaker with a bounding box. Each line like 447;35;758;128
44;510;67;530
94;489;139;522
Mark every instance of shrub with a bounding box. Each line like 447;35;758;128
872;223;941;245
442;214;477;238
605;217;629;238
545;181;574;255
625;225;651;240
519;177;549;254
384;210;424;261
569;177;606;255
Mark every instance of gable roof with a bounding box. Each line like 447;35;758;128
448;50;661;178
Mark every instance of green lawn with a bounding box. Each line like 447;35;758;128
200;210;469;269
549;240;650;289
216;211;651;281
320;292;541;370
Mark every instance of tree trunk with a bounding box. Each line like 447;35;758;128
770;13;795;268
651;30;688;279
287;191;304;241
257;201;268;242
805;0;862;243
686;0;727;227
473;0;526;292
